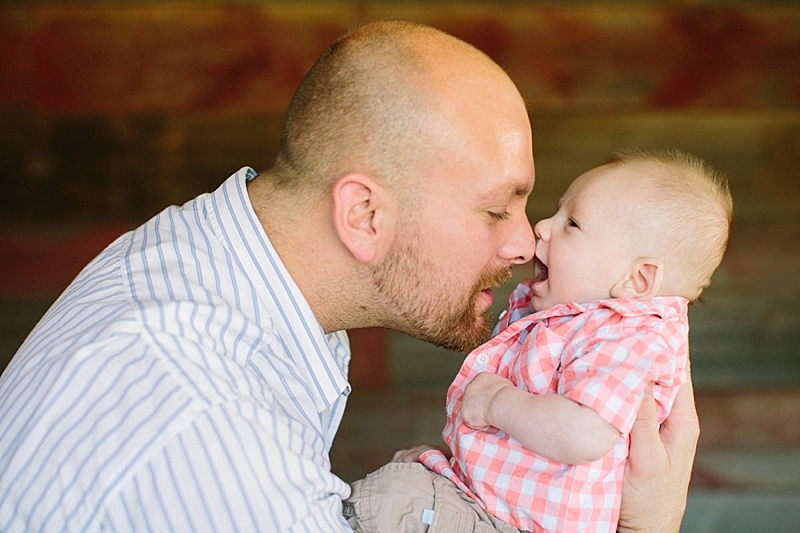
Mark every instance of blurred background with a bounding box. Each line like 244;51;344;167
1;1;798;531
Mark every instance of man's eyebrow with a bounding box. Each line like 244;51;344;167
513;182;533;197
510;180;533;197
478;180;533;201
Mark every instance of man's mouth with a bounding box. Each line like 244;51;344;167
476;268;512;312
532;256;548;284
477;287;494;312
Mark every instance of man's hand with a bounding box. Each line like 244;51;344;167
391;444;450;463
617;379;700;533
461;372;514;429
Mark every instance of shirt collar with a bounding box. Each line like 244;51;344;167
531;296;689;322
207;167;350;412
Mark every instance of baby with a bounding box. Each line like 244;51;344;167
344;149;733;533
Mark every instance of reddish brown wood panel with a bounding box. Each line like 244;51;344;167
0;3;798;112
347;328;391;390
0;225;130;297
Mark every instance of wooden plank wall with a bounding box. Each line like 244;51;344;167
0;1;798;391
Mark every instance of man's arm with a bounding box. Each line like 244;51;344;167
461;372;619;464
617;379;700;533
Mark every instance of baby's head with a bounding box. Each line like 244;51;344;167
530;149;733;312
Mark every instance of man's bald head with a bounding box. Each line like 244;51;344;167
249;20;535;338
268;20;511;203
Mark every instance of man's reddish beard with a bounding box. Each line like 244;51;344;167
433;266;513;352
372;234;513;352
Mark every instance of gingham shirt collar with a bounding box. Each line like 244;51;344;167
208;167;350;412
528;295;689;323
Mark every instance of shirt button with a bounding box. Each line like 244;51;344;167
476;353;489;366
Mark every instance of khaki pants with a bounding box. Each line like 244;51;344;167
342;462;523;533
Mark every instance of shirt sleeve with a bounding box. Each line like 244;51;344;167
559;325;675;436
101;401;352;533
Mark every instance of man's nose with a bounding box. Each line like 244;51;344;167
504;216;536;265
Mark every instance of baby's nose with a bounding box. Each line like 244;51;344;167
534;217;551;241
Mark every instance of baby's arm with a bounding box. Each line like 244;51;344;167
461;372;619;464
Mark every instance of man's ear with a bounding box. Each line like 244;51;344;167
331;173;396;264
610;257;664;300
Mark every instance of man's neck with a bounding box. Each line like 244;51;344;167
249;182;364;334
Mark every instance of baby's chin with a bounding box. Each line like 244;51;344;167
530;294;551;312
531;291;597;312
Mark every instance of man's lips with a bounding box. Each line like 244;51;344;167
476;267;512;312
532;256;548;284
478;287;494;310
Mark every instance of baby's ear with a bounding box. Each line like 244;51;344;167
610;257;664;300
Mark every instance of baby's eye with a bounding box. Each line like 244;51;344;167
567;218;579;228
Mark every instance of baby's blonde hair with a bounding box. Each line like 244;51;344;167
605;149;733;301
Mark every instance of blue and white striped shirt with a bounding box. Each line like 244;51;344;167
0;168;354;532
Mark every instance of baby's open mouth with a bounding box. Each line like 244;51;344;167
532;256;548;283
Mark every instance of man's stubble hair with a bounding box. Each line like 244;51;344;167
270;20;444;208
268;20;513;351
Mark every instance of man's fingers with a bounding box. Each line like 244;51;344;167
391;446;425;463
627;384;662;468
658;381;700;488
618;381;698;533
660;380;701;450
391;444;444;463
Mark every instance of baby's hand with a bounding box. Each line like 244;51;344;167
461;372;514;429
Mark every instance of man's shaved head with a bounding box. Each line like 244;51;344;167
269;20;503;204
252;20;535;345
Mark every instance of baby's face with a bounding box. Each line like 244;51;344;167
530;164;643;312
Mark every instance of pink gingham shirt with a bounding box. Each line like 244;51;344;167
421;281;688;533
